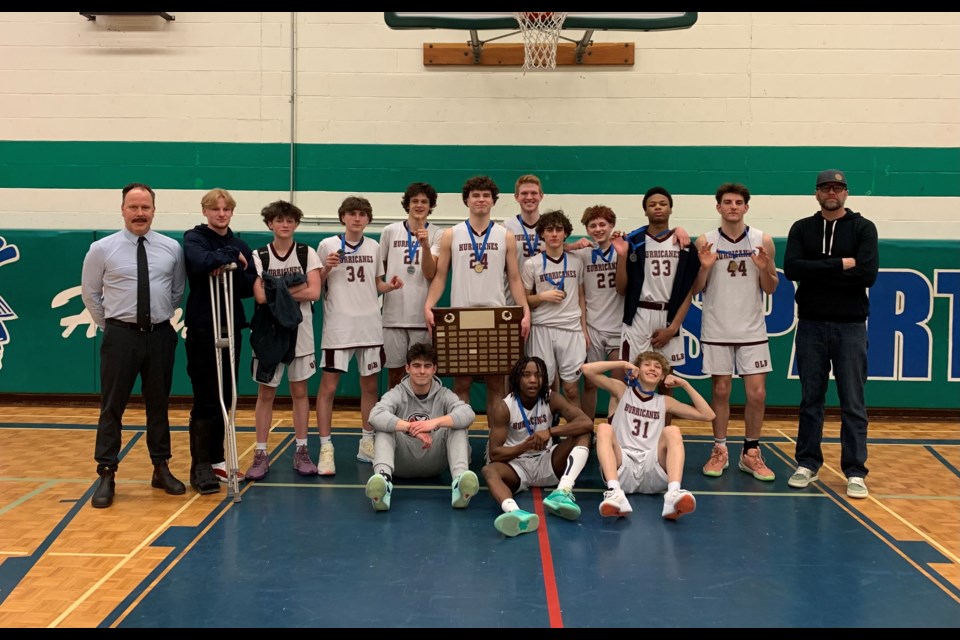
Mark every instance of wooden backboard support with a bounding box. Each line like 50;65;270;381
424;42;634;66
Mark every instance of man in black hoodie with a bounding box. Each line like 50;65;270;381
183;188;256;493
784;170;879;499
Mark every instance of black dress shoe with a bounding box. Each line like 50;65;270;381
152;461;186;495
91;470;115;508
190;461;221;495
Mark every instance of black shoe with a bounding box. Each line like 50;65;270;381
190;461;220;495
152;461;186;495
91;470;115;509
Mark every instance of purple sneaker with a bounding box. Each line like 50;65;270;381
245;449;270;481
293;445;318;476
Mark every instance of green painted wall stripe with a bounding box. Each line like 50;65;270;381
1;141;958;197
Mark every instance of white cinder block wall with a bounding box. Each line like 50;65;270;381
0;11;957;237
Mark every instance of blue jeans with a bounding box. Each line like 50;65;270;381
794;319;869;479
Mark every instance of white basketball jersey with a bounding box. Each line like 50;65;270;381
576;245;623;334
503;215;543;305
253;243;322;358
522;251;584;329
502;392;554;459
700;227;768;344
611;388;666;455
642;230;681;303
317;234;384;349
450;220;509;308
380;221;443;328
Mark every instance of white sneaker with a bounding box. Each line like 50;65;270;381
662;488;696;520
599;488;633;518
357;436;375;463
787;466;819;489
846;476;869;499
318;443;336;476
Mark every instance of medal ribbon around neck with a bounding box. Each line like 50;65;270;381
627;227;671;261
625;373;658;396
466;220;494;269
591;244;614;265
542;252;567;292
518;215;539;256
516;397;540;436
405;221;425;267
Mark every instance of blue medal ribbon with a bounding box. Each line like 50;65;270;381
517;215;539;257
405;221;421;266
516;397;540;436
542;252;567;292
591;244;614;265
624;374;658;396
466;220;494;267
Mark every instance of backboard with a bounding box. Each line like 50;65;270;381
384;12;698;32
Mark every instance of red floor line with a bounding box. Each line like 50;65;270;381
530;486;564;629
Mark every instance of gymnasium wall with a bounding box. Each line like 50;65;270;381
0;12;957;409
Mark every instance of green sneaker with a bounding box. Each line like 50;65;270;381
542;488;581;520
451;470;479;508
494;509;539;537
365;473;392;511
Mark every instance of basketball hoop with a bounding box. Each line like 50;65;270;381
513;12;568;70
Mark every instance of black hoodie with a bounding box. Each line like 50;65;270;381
183;224;257;330
783;208;879;322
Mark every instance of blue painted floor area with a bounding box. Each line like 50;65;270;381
115;436;960;628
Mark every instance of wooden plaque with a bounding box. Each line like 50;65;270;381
432;306;524;376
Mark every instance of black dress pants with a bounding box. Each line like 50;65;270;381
94;321;177;471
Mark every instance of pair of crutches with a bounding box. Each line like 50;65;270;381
210;263;242;502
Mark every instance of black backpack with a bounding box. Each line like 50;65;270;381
257;243;309;274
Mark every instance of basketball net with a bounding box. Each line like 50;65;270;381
513;12;568;70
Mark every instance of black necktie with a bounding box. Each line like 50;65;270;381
137;236;151;330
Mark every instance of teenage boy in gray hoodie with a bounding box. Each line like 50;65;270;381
365;343;479;511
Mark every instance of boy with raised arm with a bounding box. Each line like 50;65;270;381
315;196;403;475
380;183;444;389
583;352;715;520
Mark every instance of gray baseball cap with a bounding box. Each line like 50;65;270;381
816;169;847;187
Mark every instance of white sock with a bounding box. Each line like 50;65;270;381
361;430;374;440
296;438;308;448
255;442;268;451
714;438;727;448
501;498;519;513
320;436;332;447
668;481;681;493
606;479;621;491
557;446;590;492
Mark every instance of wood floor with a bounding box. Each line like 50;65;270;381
0;403;958;627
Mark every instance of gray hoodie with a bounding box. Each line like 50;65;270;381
369;375;475;432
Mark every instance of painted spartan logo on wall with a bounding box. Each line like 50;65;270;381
0;237;21;370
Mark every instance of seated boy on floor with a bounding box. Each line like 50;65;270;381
582;351;714;520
